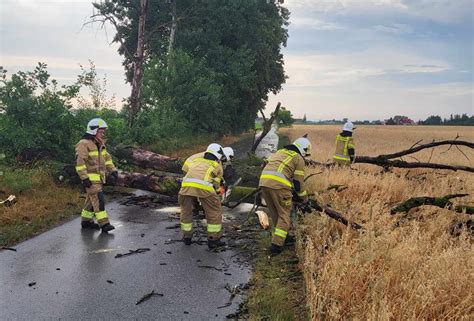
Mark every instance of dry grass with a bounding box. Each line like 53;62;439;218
280;125;474;320
0;167;81;246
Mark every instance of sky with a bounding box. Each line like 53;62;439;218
1;0;473;121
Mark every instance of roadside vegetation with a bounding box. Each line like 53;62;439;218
281;125;474;319
0;164;81;246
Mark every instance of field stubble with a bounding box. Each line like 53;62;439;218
280;125;474;320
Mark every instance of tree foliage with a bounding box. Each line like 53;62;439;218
0;64;127;162
276;106;294;126
91;0;289;133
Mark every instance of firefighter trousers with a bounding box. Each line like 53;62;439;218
261;186;292;247
81;183;110;226
179;194;222;241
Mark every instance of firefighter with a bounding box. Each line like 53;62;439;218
333;121;356;165
259;137;311;254
75;118;118;233
181;146;234;217
222;147;234;164
179;143;226;248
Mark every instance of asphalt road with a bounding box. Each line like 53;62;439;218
0;191;252;320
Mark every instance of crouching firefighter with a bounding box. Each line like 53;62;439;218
75;118;118;233
179;143;226;249
258;137;311;255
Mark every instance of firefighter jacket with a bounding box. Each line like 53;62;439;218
75;134;117;184
179;156;224;198
259;147;308;197
333;132;355;163
182;152;205;174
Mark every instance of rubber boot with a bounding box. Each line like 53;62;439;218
183;237;192;245
208;238;226;249
101;223;115;233
81;221;100;230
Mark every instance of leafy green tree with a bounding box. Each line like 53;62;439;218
276;107;294;126
422;115;442;125
91;0;289;134
0;64;82;161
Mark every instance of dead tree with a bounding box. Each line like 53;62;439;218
250;102;281;154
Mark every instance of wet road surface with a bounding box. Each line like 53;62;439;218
0;191;252;320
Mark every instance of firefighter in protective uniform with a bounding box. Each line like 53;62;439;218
333;121;356;165
259;137;311;254
75;118;118;233
179;143;226;248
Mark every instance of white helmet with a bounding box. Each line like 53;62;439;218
86;118;108;135
292;137;312;157
222;147;234;162
206;143;224;160
342;121;355;132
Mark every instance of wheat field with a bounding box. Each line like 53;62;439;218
280;125;474;320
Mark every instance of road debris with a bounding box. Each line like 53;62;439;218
198;265;223;272
28;282;36;287
114;248;150;258
1;195;16;207
1;247;17;252
135;290;164;305
106;280;114;284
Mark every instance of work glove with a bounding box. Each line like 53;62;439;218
107;171;119;185
81;178;92;188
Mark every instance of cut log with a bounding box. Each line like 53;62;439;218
114;145;183;173
390;194;473;215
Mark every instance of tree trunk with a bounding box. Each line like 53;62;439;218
250;102;281;154
115;171;181;196
114;145;183;173
129;0;147;127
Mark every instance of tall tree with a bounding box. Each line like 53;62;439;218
90;0;289;134
128;0;148;127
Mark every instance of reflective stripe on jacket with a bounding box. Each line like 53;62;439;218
75;138;116;184
179;157;223;198
258;148;307;196
333;134;355;163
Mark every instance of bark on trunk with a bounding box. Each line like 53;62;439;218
129;0;147;127
115;171;181;196
60;165;181;196
114;145;183;173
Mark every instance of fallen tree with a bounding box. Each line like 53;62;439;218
306;139;474;173
115;171;181;196
391;194;473;215
114;145;183;173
